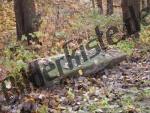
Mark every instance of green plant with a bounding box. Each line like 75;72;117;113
100;97;110;108
67;87;75;101
121;95;135;109
2;42;37;77
87;103;99;112
55;31;67;38
116;40;135;55
21;31;44;41
140;25;150;46
37;105;48;113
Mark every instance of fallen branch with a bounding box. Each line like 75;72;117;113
27;49;126;87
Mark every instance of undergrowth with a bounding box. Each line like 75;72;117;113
1;41;38;77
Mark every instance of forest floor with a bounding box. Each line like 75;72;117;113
0;1;150;113
0;48;149;113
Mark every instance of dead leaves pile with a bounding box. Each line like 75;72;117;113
0;49;149;113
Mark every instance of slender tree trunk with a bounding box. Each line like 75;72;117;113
14;0;38;41
107;0;113;15
92;0;95;9
97;0;103;14
121;0;140;36
147;0;150;8
142;0;147;9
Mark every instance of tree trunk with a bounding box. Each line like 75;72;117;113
147;0;150;9
107;0;113;15
14;0;38;41
121;0;140;36
27;49;126;87
97;0;103;14
142;0;147;9
92;0;95;9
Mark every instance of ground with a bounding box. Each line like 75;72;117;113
0;1;150;113
0;48;149;113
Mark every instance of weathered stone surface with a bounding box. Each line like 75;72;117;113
27;49;126;87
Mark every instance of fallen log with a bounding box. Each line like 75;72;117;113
27;49;126;87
